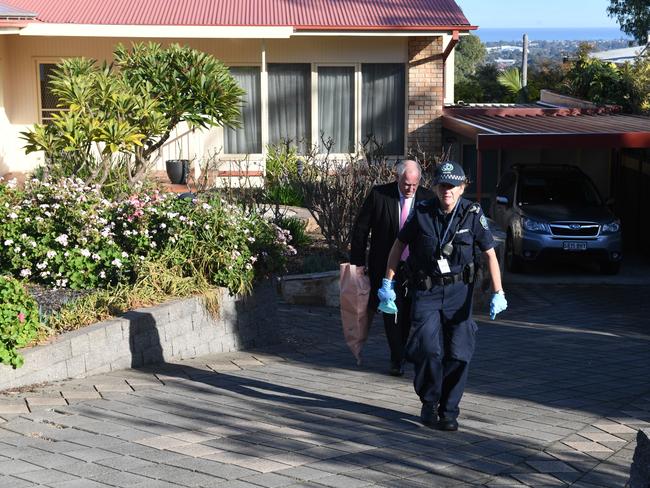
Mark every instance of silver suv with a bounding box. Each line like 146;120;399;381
492;165;622;274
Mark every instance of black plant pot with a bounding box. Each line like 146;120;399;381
165;159;190;184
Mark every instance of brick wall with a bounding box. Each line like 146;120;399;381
407;36;444;158
0;281;279;391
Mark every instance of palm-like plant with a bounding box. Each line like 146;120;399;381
497;67;524;100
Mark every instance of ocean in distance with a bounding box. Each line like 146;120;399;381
475;27;632;42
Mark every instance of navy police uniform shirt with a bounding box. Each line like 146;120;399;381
398;197;495;276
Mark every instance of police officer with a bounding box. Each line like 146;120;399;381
378;161;507;431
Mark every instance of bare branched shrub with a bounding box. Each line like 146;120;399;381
185;136;451;259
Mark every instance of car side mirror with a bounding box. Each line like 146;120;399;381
496;195;509;206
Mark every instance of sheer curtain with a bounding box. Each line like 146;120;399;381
224;67;261;154
318;66;354;153
361;64;406;155
268;64;311;153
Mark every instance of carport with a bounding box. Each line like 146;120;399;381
442;106;650;254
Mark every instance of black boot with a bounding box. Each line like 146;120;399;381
420;403;436;427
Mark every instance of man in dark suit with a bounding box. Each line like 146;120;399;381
350;160;434;376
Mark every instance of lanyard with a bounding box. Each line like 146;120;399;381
436;200;460;258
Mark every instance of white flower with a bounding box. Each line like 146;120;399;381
247;237;255;243
13;246;20;253
159;223;167;229
150;241;157;248
20;269;31;277
8;212;18;219
179;216;187;222
202;203;212;210
80;249;91;257
55;234;69;247
91;253;100;261
30;241;37;248
121;251;128;258
47;250;57;259
99;271;106;279
36;261;47;270
4;239;13;246
111;258;123;268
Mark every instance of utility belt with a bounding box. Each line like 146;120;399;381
409;262;475;291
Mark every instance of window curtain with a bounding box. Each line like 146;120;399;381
268;64;311;154
361;64;406;155
318;67;354;153
224;67;262;154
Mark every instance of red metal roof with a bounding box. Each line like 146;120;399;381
1;0;472;29
443;107;650;150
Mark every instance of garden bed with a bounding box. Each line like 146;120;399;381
0;281;278;391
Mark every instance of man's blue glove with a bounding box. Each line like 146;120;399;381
378;278;398;314
490;292;507;320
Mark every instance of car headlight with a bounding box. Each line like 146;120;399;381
522;217;550;233
601;221;621;233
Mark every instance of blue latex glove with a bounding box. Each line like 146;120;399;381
377;278;398;315
490;292;508;320
377;278;396;302
378;298;398;314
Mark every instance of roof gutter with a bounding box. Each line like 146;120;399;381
18;23;294;38
477;132;650;150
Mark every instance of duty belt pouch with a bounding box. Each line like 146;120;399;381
463;262;476;284
395;261;412;298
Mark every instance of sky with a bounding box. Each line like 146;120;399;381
455;0;620;28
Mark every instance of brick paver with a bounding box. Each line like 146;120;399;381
0;284;649;487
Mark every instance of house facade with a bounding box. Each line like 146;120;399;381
0;0;474;176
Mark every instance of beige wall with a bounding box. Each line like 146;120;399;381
2;35;413;174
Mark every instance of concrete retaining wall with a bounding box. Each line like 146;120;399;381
0;281;278;391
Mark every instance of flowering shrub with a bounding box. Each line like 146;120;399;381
0;177;294;295
0;276;40;368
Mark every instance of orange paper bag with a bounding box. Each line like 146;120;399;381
339;263;371;365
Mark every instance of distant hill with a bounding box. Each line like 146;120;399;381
484;39;632;65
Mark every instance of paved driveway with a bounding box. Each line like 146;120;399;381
0;284;648;488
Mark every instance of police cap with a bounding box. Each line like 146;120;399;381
434;161;466;187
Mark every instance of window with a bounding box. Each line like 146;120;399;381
318;66;354;153
224;67;262;154
361;63;405;155
39;63;61;122
268;63;311;154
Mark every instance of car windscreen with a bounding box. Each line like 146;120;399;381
518;173;602;206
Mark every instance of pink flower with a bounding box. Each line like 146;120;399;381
17;312;25;323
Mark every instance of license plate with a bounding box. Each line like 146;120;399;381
563;241;587;251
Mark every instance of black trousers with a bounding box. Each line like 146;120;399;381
381;263;412;364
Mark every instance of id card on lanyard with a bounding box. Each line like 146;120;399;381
435;201;460;274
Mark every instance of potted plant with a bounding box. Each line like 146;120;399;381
165;141;190;184
165;159;190;184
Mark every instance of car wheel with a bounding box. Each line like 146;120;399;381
600;261;621;275
506;234;524;273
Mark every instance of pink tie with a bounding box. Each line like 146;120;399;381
400;199;410;261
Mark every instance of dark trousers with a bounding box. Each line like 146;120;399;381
380;262;412;364
406;282;477;421
381;281;412;364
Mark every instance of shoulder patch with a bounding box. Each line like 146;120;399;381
480;214;489;230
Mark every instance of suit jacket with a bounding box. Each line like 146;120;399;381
350;181;434;308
